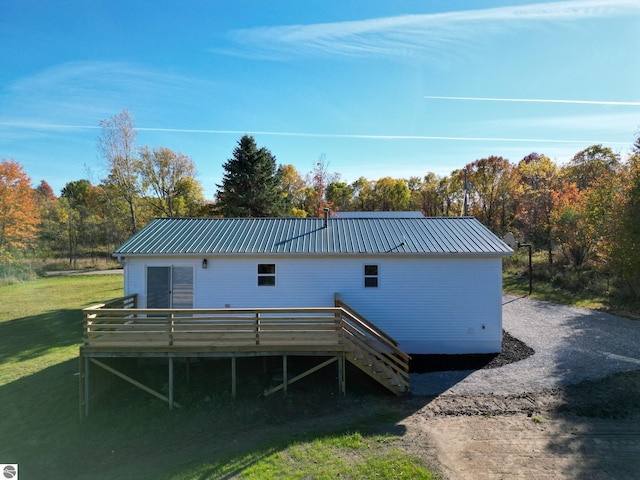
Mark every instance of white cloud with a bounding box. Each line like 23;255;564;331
223;0;640;59
0;61;212;128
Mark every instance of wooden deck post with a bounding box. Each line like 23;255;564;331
168;313;175;346
231;357;237;397
338;353;346;395
255;313;261;345
79;353;90;420
168;357;174;410
282;355;288;394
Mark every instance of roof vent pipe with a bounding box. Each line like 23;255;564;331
323;207;330;228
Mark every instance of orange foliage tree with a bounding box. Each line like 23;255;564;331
0;159;40;260
550;181;594;267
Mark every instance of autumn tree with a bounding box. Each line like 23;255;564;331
97;109;142;234
550;182;594;267
408;174;442;216
139;146;202;217
350;177;376;211
60;179;93;265
558;145;621;268
172;177;206;217
437;172;465;216
35;180;56;204
465;156;516;233
563;144;620;190
326;181;354;211
372;177;410;211
216;135;290;217
0;159;39;262
303;156;336;217
278;164;306;214
515;153;559;263
604;151;640;297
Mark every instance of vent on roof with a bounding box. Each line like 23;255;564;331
323;208;329;228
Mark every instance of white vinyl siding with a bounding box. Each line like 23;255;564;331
123;254;503;354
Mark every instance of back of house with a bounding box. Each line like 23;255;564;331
114;215;513;354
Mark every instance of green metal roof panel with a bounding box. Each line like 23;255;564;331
114;217;514;256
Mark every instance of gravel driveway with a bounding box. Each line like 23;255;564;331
410;295;640;396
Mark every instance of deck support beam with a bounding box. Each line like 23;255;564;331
89;358;182;411
263;356;339;397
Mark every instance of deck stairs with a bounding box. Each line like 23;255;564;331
335;295;411;395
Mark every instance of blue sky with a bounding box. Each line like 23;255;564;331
1;0;639;200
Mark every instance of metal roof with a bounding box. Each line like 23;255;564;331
334;211;424;218
114;217;513;256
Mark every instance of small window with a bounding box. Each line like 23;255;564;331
364;264;378;288
258;264;276;286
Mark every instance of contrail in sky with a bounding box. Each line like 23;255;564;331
425;96;640;106
0;122;629;145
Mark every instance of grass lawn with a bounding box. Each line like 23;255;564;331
502;253;640;317
502;269;610;309
0;275;435;479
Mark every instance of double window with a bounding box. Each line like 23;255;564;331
258;264;276;286
364;264;378;288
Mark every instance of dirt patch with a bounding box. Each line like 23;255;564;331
404;411;640;480
397;329;640;479
396;370;640;479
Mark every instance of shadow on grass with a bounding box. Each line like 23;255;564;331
0;309;83;363
1;354;422;480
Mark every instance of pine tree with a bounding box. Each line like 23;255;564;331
216;135;289;217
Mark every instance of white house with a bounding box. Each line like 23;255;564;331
113;214;513;355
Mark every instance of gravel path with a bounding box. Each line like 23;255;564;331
410;295;640;396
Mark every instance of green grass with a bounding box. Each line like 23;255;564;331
0;275;436;479
0;275;123;383
176;432;433;479
503;253;640;316
502;269;610;309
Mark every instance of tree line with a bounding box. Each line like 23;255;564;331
1;109;639;297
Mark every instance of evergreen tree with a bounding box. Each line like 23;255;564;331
216;135;289;217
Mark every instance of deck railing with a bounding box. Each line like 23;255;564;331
83;294;410;393
85;301;342;350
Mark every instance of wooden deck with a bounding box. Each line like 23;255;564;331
79;294;411;418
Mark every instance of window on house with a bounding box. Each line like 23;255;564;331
364;264;378;288
258;263;276;286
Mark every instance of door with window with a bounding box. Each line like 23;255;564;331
146;266;193;308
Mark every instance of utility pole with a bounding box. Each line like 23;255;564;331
463;168;470;216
